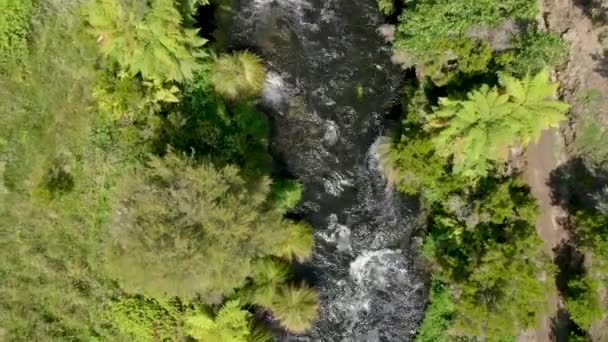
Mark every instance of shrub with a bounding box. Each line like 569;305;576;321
270;178;304;211
105;152;312;302
565;275;603;330
108;296;183;341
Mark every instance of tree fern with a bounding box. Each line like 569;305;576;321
427;85;517;179
267;284;319;333
210;51;266;100
251;258;292;308
86;0;206;82
427;70;568;180
499;68;569;145
272;221;314;262
185;300;251;342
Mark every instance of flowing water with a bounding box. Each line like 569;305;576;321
221;0;427;340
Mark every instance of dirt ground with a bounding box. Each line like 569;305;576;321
518;129;570;342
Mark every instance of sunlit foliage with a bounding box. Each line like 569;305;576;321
210;51;267;100
86;0;206;82
105;152;313;302
426;70;568;180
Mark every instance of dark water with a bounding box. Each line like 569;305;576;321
222;0;427;340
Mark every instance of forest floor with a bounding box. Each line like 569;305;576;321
520;0;608;340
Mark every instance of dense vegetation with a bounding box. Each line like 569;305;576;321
378;0;579;340
3;0;608;340
0;0;317;340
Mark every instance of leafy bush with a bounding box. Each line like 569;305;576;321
565;275;603;330
154;71;271;171
498;29;568;76
108;296;184;341
377;83;467;201
572;90;608;170
270;178;304;211
105;152;314;302
394;0;536;81
419;177;553;340
415;279;456;342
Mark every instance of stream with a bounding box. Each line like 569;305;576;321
221;0;427;340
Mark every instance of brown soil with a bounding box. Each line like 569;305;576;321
518;129;570;342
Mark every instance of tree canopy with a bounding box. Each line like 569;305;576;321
426;69;568;180
86;0;206;82
105;152;313;301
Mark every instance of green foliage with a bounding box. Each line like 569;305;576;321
251;258;293;307
498;68;569;145
428;84;514;179
271;222;314;263
105;152;313;302
394;0;536;80
93;69;180;120
378;135;464;202
415;279;456;342
178;0;211;18
0;2;135;339
270;178;304;210
185;301;252;342
425;38;494;86
210;51;267;100
565;275;603;330
377;0;397;15
155;70;271;171
265;284;319;333
420;178;553;340
0;0;33;71
378;83;467;201
573;210;608;284
108;296;183;341
86;0;206;82
427;70;568;180
498;30;568;76
394;0;567;86
452;232;553;339
576;118;608;170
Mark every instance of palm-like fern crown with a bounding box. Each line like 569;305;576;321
499;68;569;145
87;0;206;82
429;85;516;179
427;69;569;180
210;51;266;100
185;300;251;341
270;284;319;333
